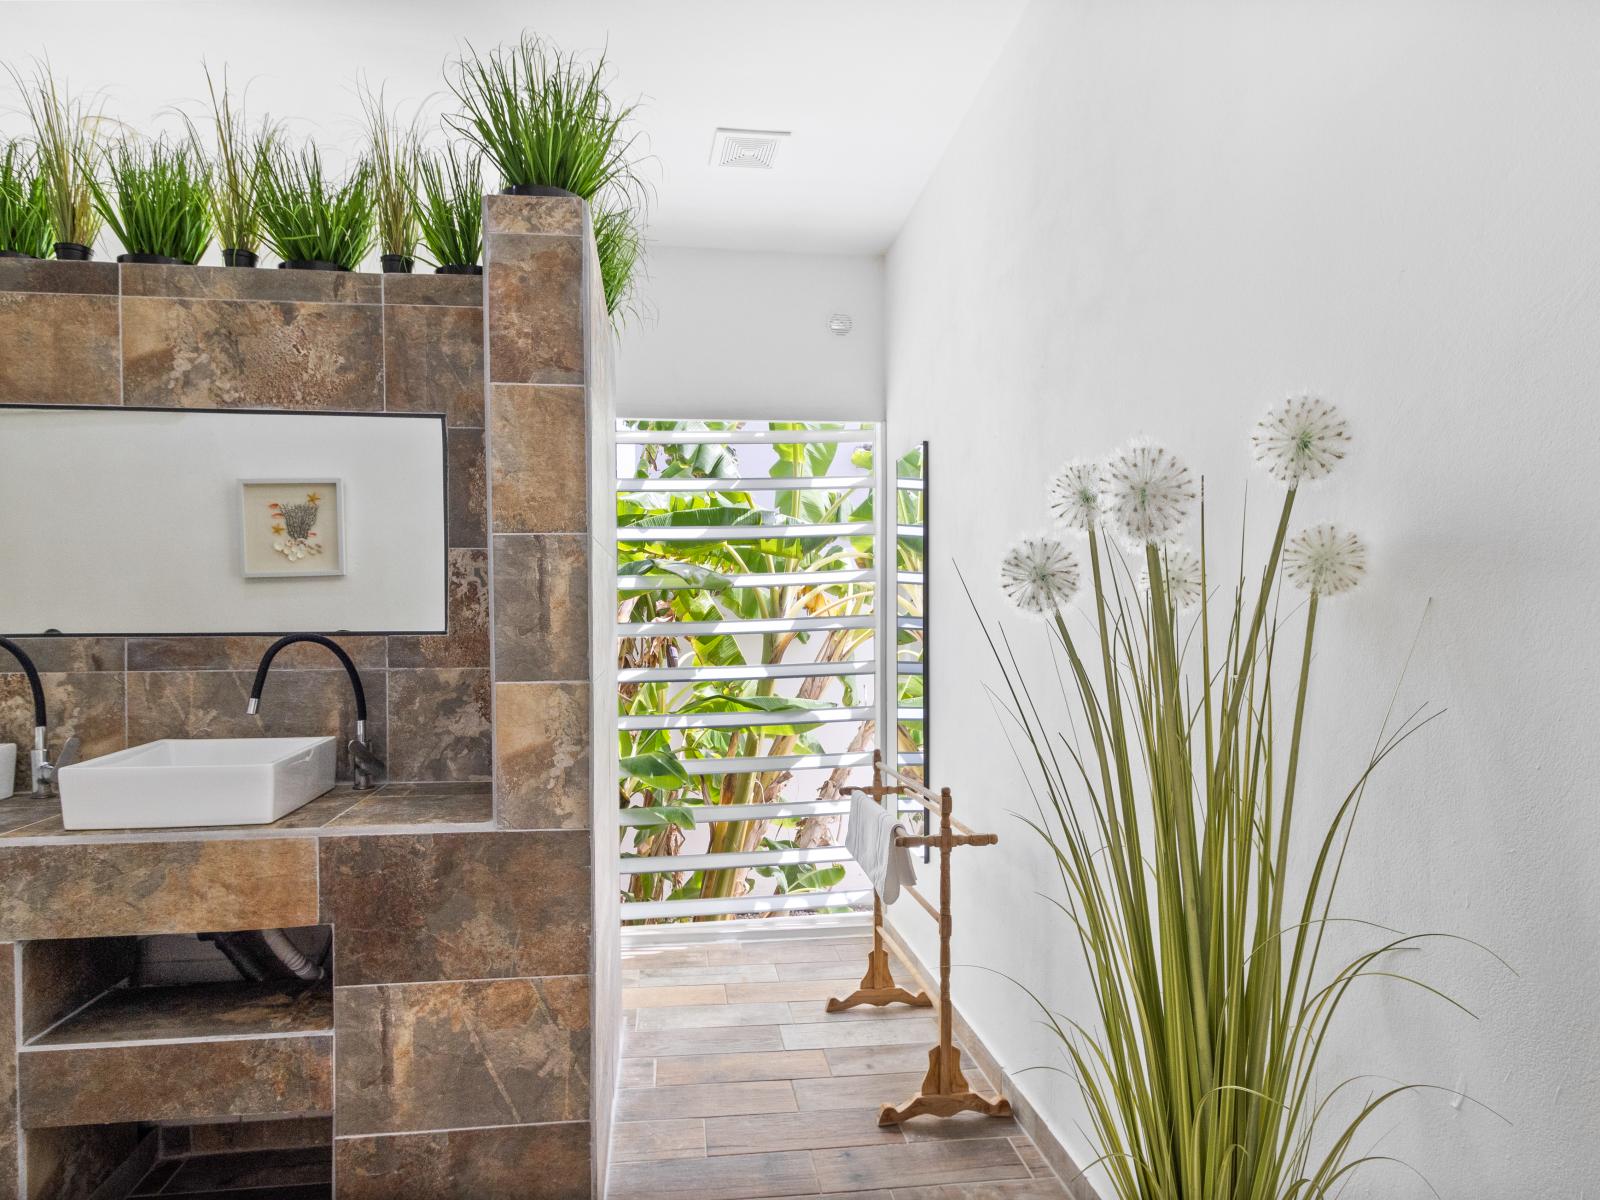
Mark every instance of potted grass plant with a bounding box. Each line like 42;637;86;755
593;202;641;320
184;66;278;268
987;399;1501;1198
446;33;642;201
85;137;213;265
8;62;104;260
0;141;54;260
413;144;484;274
257;144;375;271
362;87;420;273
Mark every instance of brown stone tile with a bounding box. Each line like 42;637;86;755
327;783;492;828
319;829;589;984
126;634;385;672
490;383;588;532
811;1139;1029;1193
381;271;483;307
120;262;380;303
0;257;118;294
1;941;14;1200
608;1149;817;1200
0;799;61;834
23;1124;139;1200
0;671;126;794
334;976;589;1135
389;549;489;669
484;194;585;236
0;837;318;940
385;667;491;782
2;788;362;839
125;668;387;784
0;290;120;404
447;427;488;547
185;1116;332;1154
494;681;591;829
385;302;485;427
30;981;331;1045
612;1117;704;1163
19;1034;332;1126
486;233;584;385
655;1049;830;1087
336;1121;590;1199
19;936;139;1038
122;296;383;410
0;637;123;673
703;1107;905;1157
491;536;590;681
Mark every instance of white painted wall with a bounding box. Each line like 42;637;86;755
615;246;884;421
884;2;1600;1195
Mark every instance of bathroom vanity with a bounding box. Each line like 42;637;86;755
0;193;617;1199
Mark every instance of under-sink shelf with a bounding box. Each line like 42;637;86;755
24;979;333;1050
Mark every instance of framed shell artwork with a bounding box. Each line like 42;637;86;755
239;479;347;578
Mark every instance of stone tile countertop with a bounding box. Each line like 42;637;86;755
0;782;492;845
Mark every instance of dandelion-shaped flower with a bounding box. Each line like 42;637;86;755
1284;524;1367;596
1102;442;1196;544
1252;394;1351;485
1139;545;1203;608
1047;459;1103;531
1000;534;1080;615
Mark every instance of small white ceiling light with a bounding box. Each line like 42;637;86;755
828;314;853;337
710;127;790;169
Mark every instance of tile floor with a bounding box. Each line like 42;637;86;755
608;930;1069;1200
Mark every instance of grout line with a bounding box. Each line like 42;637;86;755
332;971;588;991
333;1116;590;1141
20;975;129;1046
23;1030;333;1054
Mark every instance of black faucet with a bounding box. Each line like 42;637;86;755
246;634;384;791
0;637;80;797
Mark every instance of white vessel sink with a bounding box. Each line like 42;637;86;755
57;737;338;830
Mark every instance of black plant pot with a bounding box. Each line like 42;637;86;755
380;254;414;274
54;242;92;261
0;250;39;259
222;249;258;268
502;183;578;198
437;264;483;276
117;253;183;265
278;260;347;272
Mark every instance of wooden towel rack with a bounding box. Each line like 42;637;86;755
828;751;1012;1126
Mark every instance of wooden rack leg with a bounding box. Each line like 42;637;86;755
826;890;932;1012
878;785;1011;1126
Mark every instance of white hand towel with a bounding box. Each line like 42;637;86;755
845;791;918;904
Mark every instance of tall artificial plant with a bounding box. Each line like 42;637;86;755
593;202;641;320
256;144;375;271
183;66;278;264
446;33;642;202
987;399;1500;1198
413;143;483;272
85;137;214;264
361;85;420;269
0;140;54;259
8;61;105;256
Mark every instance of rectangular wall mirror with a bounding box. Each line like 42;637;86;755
0;405;447;636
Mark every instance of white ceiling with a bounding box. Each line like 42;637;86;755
2;0;1029;255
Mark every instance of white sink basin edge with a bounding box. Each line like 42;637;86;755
57;737;338;830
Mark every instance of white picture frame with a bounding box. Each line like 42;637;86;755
238;478;347;578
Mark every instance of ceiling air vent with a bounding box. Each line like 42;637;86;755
710;127;789;169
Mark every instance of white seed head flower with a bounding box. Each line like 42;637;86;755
1102;442;1196;544
1140;545;1203;608
1000;534;1080;615
1284;524;1367;596
1047;459;1103;531
1252;394;1351;485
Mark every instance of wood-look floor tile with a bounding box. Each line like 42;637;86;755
624;1023;786;1057
781;1017;941;1050
704;1107;905;1156
616;1079;798;1122
624;963;780;986
611;1118;705;1163
607;1149;818;1200
704;939;866;966
623;983;728;1009
619;1058;655;1088
728;978;878;1004
654;1049;830;1086
776;960;865;981
892;1179;1071;1199
1010;1137;1050;1175
900;1112;1021;1142
621;946;710;970
825;1043;974;1077
636;1002;793;1031
793;1071;930;1111
813;1138;1029;1192
787;1000;932;1024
